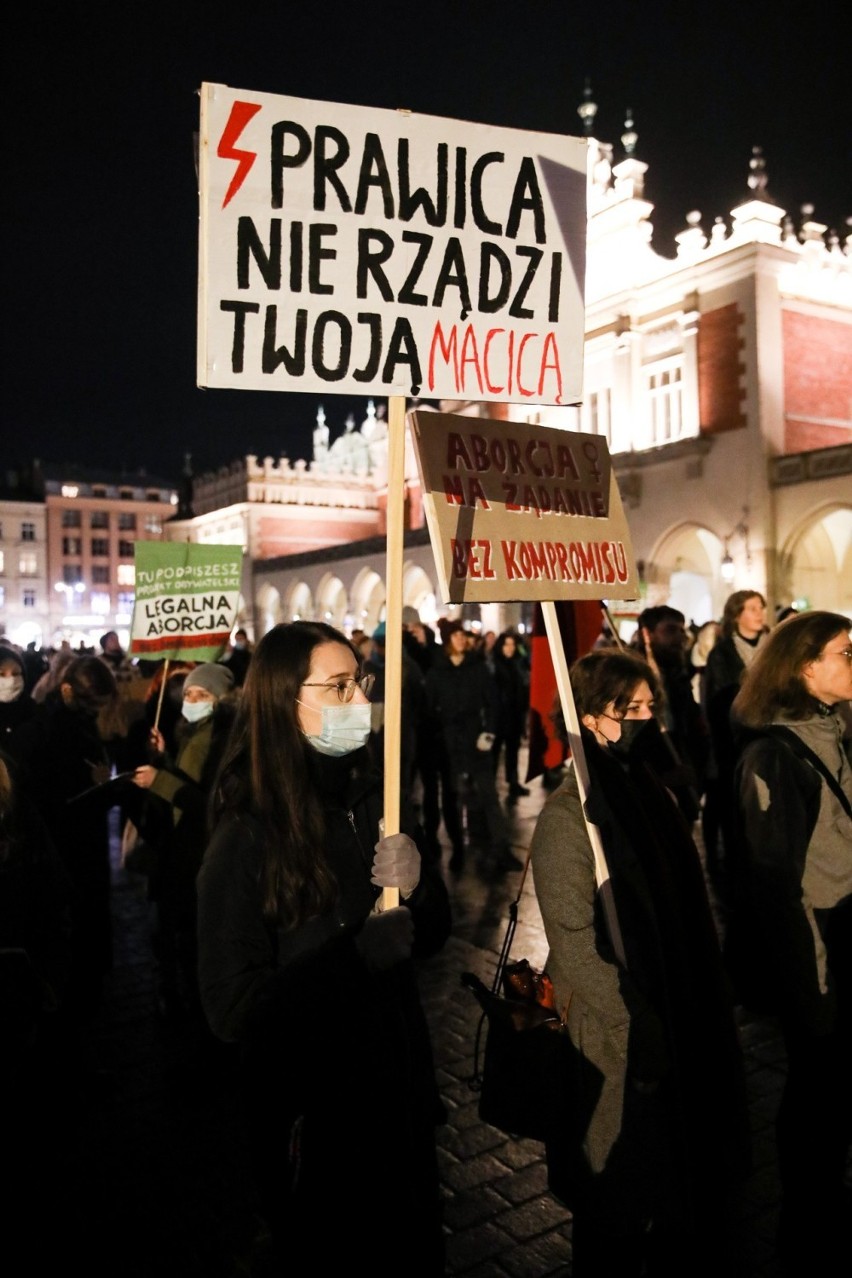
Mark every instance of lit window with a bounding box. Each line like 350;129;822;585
117;591;135;611
91;592;111;615
0;551;4;574
61;485;79;498
19;552;38;575
117;564;135;586
144;515;162;535
0;585;5;607
645;358;684;445
581;389;612;446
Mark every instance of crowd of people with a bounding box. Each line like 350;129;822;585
0;599;849;1274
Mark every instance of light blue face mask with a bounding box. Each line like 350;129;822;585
304;700;371;757
182;699;215;724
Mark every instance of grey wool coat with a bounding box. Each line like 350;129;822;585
532;765;643;1174
531;733;749;1215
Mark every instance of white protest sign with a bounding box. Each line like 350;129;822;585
409;409;637;604
198;84;587;404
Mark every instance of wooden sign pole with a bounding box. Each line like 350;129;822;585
541;601;627;967
381;394;406;911
152;658;170;735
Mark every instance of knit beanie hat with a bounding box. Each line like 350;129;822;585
183;663;234;700
0;645;26;677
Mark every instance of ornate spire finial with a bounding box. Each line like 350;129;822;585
621;109;638;156
747;146;769;200
577;78;598;136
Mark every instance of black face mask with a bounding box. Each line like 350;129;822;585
607;717;653;759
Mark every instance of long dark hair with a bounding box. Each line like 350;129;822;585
552;650;660;744
570;649;660;718
732;610;851;726
211;621;361;926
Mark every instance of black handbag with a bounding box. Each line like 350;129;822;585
461;854;574;1142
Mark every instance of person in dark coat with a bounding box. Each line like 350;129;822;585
0;643;37;751
704;590;769;888
218;627;252;687
196;622;450;1273
732;610;852;1274
130;662;237;1019
10;655;119;1022
0;748;73;1082
1;749;77;1261
634;605;710;822
362;620;425;798
532;650;749;1276
424;622;520;875
490;630;531;798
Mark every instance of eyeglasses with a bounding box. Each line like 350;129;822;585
822;647;852;663
300;673;375;703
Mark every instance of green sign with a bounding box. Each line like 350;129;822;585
130;542;243;661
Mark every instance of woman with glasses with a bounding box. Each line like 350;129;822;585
731;610;852;1272
531;649;748;1277
196;621;449;1274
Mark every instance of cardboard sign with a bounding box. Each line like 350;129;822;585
409;410;637;603
197;84;587;404
130;543;243;660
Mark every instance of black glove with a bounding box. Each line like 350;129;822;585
354;907;414;973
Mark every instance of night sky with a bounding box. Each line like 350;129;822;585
6;0;849;483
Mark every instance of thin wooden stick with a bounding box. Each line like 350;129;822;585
382;396;406;911
152;658;170;735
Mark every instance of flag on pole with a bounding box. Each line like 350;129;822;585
526;600;603;782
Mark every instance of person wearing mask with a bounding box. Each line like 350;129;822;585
425;621;521;875
490;630;531;799
531;649;748;1276
732;611;852;1273
196;622;450;1272
131;663;237;1020
704;590;769;888
0;644;36;750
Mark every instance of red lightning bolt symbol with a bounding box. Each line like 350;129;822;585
217;100;262;208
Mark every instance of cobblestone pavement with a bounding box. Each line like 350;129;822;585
41;760;801;1278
